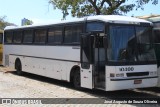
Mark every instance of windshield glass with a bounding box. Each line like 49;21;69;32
107;25;156;63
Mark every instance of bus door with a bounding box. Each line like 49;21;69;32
80;33;105;89
80;33;93;89
93;33;105;89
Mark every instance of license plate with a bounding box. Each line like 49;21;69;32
134;80;142;84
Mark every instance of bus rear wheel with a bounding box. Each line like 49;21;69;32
73;68;81;89
15;59;23;75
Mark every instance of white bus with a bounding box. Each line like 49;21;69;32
148;17;160;87
138;15;160;87
153;21;160;87
3;15;158;91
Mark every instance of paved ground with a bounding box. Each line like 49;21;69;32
0;67;160;107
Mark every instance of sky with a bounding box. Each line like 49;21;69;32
0;0;160;26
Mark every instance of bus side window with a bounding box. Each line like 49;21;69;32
13;31;23;43
34;29;47;44
64;24;82;44
48;27;62;44
23;30;33;44
72;25;82;44
4;31;13;43
64;26;72;44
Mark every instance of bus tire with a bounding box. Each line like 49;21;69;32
73;68;81;89
15;59;23;75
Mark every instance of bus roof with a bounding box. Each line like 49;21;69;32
5;15;152;30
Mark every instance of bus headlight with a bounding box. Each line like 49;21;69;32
116;73;124;77
149;71;157;76
110;73;124;77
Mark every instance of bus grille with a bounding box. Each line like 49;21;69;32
126;72;149;77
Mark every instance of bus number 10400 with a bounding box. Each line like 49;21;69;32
119;67;134;71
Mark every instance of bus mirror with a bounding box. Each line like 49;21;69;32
103;36;108;48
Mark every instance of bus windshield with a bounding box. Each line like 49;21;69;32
107;25;156;63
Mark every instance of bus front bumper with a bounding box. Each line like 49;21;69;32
105;76;158;91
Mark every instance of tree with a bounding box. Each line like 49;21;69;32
21;18;33;26
24;20;33;25
49;0;158;19
0;16;15;30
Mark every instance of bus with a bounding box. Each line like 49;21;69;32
0;30;3;65
147;16;160;87
3;15;158;91
153;21;160;87
138;15;160;87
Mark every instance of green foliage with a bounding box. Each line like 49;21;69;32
0;16;7;30
0;16;15;30
23;20;33;26
49;0;158;19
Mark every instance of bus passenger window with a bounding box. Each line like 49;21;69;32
5;31;13;43
13;31;23;43
34;29;47;43
64;25;82;44
48;27;62;44
23;30;33;43
64;26;72;43
72;25;82;43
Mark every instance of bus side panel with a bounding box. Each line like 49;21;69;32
8;55;16;70
4;45;80;81
9;54;79;81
